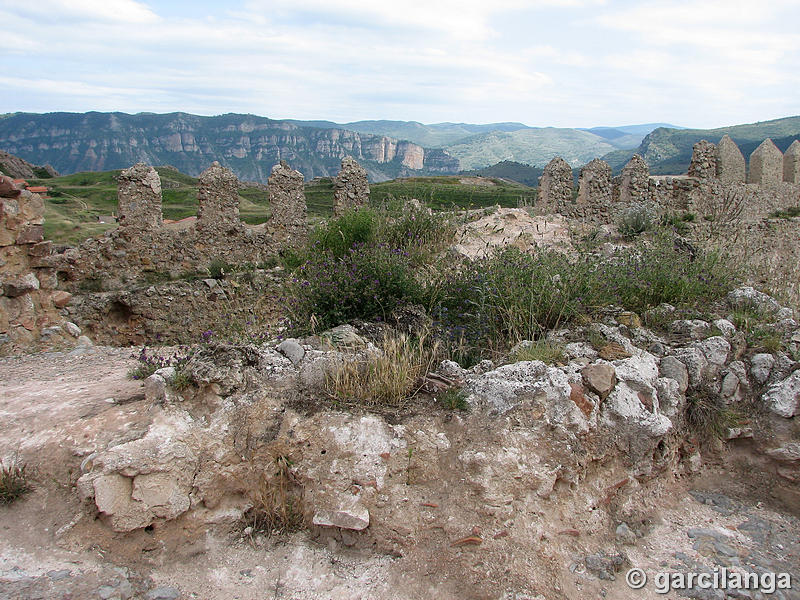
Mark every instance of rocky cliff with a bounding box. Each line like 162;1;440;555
0;112;460;183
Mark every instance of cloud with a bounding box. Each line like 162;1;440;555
0;0;796;127
0;0;158;24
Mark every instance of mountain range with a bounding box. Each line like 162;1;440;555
1;111;798;184
0;112;678;183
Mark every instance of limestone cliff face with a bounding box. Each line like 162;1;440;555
0;112;459;182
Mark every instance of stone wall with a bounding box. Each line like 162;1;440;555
749;139;784;185
268;160;308;247
332;157;370;217
688;140;717;180
782;140;800;184
574;159;612;221
197;161;242;233
715;134;746;184
117;163;163;230
47;160;314;291
0;177;82;354
617;154;650;204
537;157;573;215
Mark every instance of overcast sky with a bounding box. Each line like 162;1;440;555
1;0;798;129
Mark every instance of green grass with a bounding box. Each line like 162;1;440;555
33;168;525;243
31;166;271;243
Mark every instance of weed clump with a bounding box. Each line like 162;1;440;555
324;331;439;408
244;450;305;536
0;460;31;504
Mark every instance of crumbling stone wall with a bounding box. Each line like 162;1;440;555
537;157;573;214
715;135;746;184
688;140;717;181
617;154;650;204
575;159;612;221
648;176;699;212
648;138;800;221
782;140;800;184
748;139;783;185
117;163;163;230
197;161;242;233
0;177;80;354
53;163;279;290
268;160;309;247
332;157;370;217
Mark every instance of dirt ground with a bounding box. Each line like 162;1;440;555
1;347;797;600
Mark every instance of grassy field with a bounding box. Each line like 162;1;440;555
29;169;537;244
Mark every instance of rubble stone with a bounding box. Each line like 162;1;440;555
116;163;162;230
196;162;241;232
268;160;308;247
537;157;573;214
332;157;370;216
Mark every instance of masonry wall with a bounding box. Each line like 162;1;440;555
0;181;79;354
50;161;310;291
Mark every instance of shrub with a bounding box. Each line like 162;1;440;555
437;387;469;411
0;460;31;504
618;203;657;239
127;346;196;380
285;243;422;333
311;207;378;258
771;206;800;219
208;259;232;279
426;236;735;359
324;331;439;408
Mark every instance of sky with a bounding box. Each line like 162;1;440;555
1;0;798;129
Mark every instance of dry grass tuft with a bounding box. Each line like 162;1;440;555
324;330;440;408
244;448;305;536
0;460;31;504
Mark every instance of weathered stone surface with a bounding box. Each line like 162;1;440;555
537;157;573;214
618;154;650;204
576;159;612;220
320;324;366;349
712;318;736;338
692;336;730;367
670;319;711;340
672;348;708;389
62;321;81;338
277;338;305;366
268;160;308;247
15;224;43;244
3;272;39;297
750;353;775;385
762;371;800;417
715;135;746;184
312;496;370;531
0;175;21;198
116;163;163;230
332;157;370;216
196;162;241;232
748;139;783;185
51;290;72;308
659;356;689;393
688;140;717;180
726;286;782;315
581;362;616;400
783;139;800;183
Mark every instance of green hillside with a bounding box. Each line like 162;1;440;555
604;116;800;174
445;128;618;170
